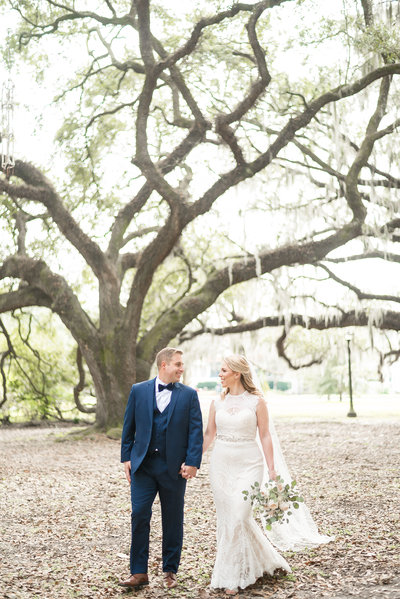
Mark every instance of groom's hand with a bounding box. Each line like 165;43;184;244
179;463;189;479
181;464;198;479
123;461;131;484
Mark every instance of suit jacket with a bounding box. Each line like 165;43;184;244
120;378;203;479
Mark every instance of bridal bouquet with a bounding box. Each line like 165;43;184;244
242;476;304;529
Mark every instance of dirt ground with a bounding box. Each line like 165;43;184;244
0;415;399;599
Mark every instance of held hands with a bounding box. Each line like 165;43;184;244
179;463;198;480
124;460;197;482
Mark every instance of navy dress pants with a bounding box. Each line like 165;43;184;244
130;454;186;574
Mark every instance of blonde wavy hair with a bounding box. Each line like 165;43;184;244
221;354;263;399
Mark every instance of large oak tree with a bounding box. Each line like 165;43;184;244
0;0;399;428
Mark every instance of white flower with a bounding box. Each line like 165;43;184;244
276;482;284;492
279;501;290;511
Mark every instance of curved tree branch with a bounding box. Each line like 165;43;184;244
318;263;400;304
73;346;96;414
137;222;363;362
0;286;52;313
276;329;323;370
215;1;271;164
17;4;134;46
0;318;16;409
1;162;115;283
325;251;400;265
0;256;98;346
345;75;391;221
179;309;400;342
188;62;400;221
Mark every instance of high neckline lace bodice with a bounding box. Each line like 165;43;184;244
214;392;259;442
219;391;258;410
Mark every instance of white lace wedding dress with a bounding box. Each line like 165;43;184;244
209;392;291;591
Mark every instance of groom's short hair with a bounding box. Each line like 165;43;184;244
156;347;183;369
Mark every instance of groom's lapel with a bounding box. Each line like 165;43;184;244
146;378;156;423
167;383;181;425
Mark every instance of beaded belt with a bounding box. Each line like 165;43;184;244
216;434;254;442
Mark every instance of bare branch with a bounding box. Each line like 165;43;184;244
122;226;160;246
0;256;98;344
370;117;400;142
220;2;271;126
318;263;400;304
16;3;133;46
15;212;28;255
179;309;400;342
54;54;112;102
86;97;140;129
345;75;391;221
232;50;256;65
133;1;289;202
381;217;400;236
215;2;271;163
104;0;117;18
0;287;52;313
276;329;323;370
1;162;119;285
138;222;364;362
325;251;400;265
360;0;374;27
73;346;96;414
189;62;400;221
118;252;141;273
107;183;154;259
157;1;288;74
0;318;15;408
247;119;400;189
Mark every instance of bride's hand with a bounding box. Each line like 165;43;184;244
268;468;277;481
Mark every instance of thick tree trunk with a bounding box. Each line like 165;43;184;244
80;332;152;430
93;371;129;430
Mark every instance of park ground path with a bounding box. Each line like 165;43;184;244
0;400;399;599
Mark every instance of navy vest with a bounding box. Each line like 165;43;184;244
147;393;170;456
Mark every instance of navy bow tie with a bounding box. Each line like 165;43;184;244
158;382;174;392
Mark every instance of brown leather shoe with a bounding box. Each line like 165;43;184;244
163;572;177;589
118;573;149;588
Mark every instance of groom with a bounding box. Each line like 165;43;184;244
119;347;203;590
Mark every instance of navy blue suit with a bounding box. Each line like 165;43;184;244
121;378;203;574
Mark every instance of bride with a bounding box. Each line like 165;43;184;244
202;354;332;594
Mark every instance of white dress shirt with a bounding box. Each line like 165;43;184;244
155;377;173;413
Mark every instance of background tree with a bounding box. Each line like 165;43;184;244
0;311;94;422
0;0;399;430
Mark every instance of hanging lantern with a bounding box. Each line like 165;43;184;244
1;33;15;179
1;78;15;177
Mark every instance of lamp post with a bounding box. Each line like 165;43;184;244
345;334;357;417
